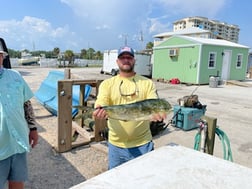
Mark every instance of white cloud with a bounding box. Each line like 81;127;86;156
0;16;76;51
148;0;227;34
60;0;228;49
95;24;110;30
156;0;227;17
59;0;157;49
0;0;230;51
149;18;172;34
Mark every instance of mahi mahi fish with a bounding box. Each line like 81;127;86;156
74;98;172;121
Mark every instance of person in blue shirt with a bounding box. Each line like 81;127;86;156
0;39;38;189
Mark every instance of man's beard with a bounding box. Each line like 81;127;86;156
119;64;134;73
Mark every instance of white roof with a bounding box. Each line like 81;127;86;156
177;35;249;48
153;28;211;38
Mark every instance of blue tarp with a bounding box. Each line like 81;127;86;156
35;70;91;116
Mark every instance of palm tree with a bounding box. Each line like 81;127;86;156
64;50;75;65
87;48;95;59
53;47;60;58
95;51;103;60
80;49;87;59
146;42;154;49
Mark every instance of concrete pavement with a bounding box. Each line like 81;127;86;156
16;66;252;169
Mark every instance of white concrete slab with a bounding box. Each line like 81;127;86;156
70;144;252;189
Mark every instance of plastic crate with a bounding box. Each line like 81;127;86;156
172;105;206;131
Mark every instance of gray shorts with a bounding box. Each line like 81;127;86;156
0;152;28;187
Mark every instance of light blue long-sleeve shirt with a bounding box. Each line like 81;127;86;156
0;68;34;160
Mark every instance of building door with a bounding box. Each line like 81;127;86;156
221;50;231;80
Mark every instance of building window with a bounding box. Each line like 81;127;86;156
236;54;243;68
208;52;216;68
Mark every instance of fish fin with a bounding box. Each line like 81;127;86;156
72;106;94;120
72;105;92;110
72;113;91;121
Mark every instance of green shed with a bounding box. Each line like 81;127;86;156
152;35;250;84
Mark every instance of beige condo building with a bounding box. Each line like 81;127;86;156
173;16;240;43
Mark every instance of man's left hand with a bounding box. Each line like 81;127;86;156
29;130;39;148
150;113;167;122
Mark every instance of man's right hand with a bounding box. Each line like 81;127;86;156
92;105;108;119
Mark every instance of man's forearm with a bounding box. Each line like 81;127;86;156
24;100;37;129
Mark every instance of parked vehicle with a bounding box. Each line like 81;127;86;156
18;51;40;65
101;49;152;77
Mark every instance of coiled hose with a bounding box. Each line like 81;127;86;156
194;126;233;162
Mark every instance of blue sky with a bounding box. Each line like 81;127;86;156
0;0;251;52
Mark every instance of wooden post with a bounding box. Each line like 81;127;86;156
93;80;108;142
57;80;73;152
94;119;107;142
56;79;105;152
201;115;217;155
78;84;86;126
64;68;71;79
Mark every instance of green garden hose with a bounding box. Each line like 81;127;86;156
215;127;233;162
194;126;233;162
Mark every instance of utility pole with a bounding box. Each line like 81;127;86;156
139;30;144;50
32;41;35;52
122;34;128;46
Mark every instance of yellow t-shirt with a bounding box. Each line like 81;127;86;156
95;74;158;148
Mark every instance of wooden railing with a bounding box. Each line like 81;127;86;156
55;79;107;153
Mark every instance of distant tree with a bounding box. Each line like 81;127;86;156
45;51;55;58
146;42;154;49
86;48;95;59
7;49;21;58
23;49;29;53
53;47;60;58
80;49;87;59
64;50;75;64
32;50;43;57
6;47;105;60
95;51;103;60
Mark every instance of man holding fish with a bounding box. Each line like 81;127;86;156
93;46;170;169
